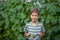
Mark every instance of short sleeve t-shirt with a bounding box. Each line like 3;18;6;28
24;22;45;40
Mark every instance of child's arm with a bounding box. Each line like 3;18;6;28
24;32;30;37
38;23;45;37
24;24;30;37
38;32;45;37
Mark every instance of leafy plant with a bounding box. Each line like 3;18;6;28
0;0;60;40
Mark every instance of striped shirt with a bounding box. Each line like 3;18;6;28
24;22;45;40
24;22;45;35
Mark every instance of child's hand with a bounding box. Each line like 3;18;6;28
38;32;44;37
25;32;30;37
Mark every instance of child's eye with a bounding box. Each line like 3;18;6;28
35;15;38;16
35;15;37;16
32;15;34;16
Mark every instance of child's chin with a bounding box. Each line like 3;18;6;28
32;19;37;21
32;20;37;22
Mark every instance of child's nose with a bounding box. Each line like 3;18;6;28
33;16;36;18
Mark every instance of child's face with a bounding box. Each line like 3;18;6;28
30;12;39;22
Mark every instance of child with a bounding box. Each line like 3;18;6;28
24;8;45;40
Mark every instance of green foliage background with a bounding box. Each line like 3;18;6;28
0;0;60;40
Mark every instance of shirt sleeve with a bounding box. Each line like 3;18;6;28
24;24;28;32
41;24;45;32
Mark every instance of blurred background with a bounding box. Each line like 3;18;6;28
0;0;60;40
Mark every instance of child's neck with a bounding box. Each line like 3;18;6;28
32;21;36;23
32;21;37;26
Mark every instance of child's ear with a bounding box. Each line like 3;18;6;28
30;15;31;18
38;16;40;18
29;15;31;19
